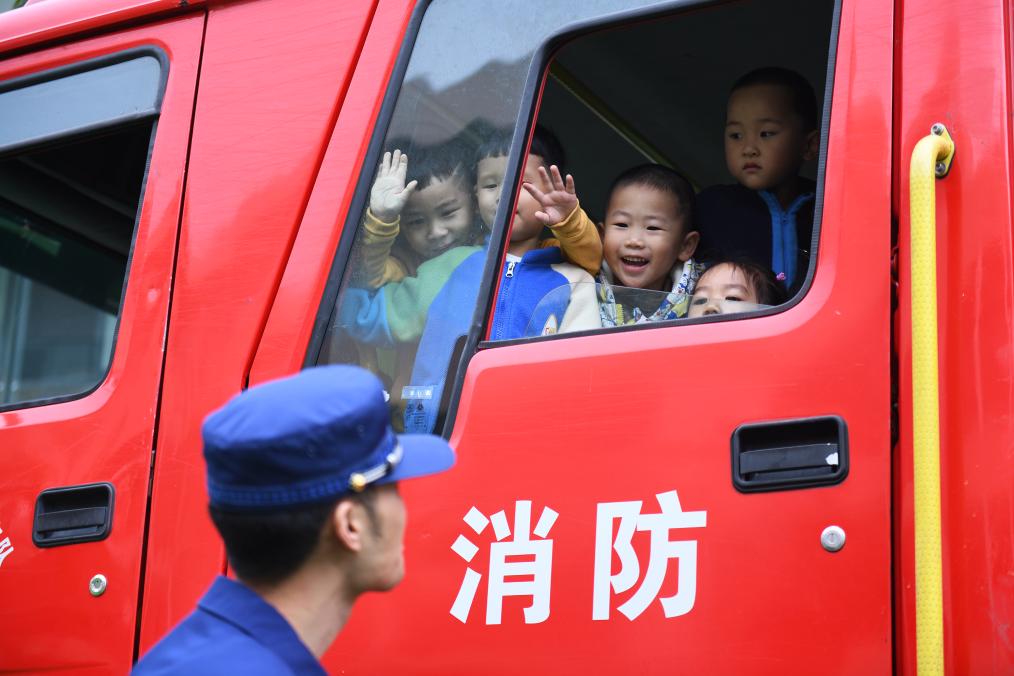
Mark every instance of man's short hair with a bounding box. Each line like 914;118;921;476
608;164;696;223
731;67;819;132
475;124;565;171
209;490;378;586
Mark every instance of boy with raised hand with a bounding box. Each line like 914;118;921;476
402;138;601;433
475;125;602;276
355;142;477;289
696;67;820;295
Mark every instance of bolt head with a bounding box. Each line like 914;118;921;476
89;574;107;597
820;525;846;552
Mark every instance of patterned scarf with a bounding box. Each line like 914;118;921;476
598;258;703;328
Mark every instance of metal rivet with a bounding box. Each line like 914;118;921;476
931;123;945;136
820;525;846;552
89;574;107;597
935;161;947;176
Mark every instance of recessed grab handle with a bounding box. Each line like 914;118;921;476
732;416;848;493
33;482;114;548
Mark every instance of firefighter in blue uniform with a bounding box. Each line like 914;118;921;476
134;365;455;674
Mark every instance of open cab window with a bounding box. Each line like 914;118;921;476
313;0;835;435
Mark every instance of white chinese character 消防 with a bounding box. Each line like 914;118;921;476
450;500;559;625
592;489;707;621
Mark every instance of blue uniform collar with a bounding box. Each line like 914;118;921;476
199;576;326;675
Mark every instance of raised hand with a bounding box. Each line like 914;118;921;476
370;149;418;223
523;165;579;226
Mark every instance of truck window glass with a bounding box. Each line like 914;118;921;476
0;55;162;408
314;0;834;434
315;0;683;433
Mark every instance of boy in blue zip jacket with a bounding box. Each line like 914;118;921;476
696;67;819;295
402;144;600;433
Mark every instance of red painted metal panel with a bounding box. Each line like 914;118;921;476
137;0;380;654
247;0;415;384
0;17;202;673
895;0;1014;672
0;0;205;56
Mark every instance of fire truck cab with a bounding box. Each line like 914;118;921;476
0;0;1011;673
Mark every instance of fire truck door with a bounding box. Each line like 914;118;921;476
0;16;202;673
319;1;894;673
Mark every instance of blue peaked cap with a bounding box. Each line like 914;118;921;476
202;365;455;510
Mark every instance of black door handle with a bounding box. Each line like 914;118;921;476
33;483;114;547
732;416;848;493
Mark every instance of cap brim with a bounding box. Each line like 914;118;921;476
380;433;456;485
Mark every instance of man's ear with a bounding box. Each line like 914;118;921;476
803;129;819;162
333;499;367;553
679;230;701;261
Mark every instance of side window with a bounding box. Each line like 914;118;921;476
526;1;834;334
312;0;835;434
0;54;163;408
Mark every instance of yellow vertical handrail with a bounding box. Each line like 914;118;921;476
909;123;954;676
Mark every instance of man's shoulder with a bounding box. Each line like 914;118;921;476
134;611;293;675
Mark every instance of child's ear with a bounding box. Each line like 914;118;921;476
596;221;605;240
679;230;700;261
803;129;819;162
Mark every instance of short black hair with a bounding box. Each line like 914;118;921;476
475;126;512;166
529;125;565;170
731;67;819;132
701;258;789;306
209;489;378;586
607;164;696;224
388;137;471;192
475;124;565;171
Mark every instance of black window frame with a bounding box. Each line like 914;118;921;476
0;46;169;413
305;0;842;438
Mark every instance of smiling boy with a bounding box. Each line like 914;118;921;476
357;140;478;289
697;67;819;294
596;164;702;326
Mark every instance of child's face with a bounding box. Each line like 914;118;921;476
602;184;698;291
687;263;760;317
401;173;474;259
509;153;547;247
475;154;507;228
724;84;817;193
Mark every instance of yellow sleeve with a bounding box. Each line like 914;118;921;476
357;209;409;287
541;204;602;276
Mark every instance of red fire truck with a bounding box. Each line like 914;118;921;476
0;0;1010;673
